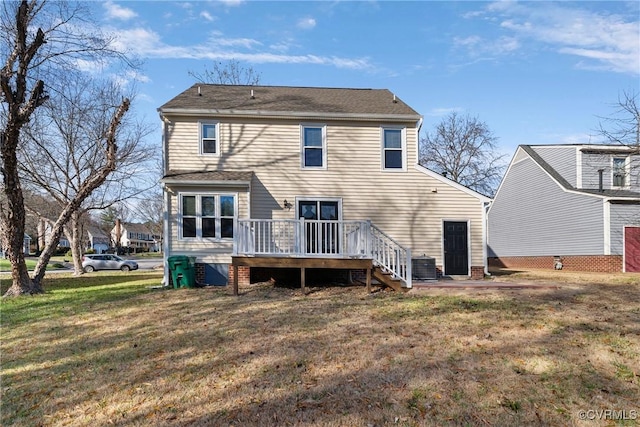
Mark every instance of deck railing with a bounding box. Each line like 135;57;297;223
234;218;412;287
370;223;412;288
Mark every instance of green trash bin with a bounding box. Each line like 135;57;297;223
167;255;196;288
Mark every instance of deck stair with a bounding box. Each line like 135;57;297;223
372;266;408;292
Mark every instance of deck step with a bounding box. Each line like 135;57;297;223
372;266;407;292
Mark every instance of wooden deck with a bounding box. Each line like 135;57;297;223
234;218;412;292
230;256;373;295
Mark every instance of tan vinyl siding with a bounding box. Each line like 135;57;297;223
166;116;486;267
166;184;249;264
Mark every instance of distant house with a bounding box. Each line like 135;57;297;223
1;234;30;257
158;84;491;288
86;227;110;254
488;144;640;273
112;220;160;253
24;234;31;255
41;221;70;250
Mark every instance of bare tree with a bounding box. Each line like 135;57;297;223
134;157;163;252
189;59;261;85
597;90;640;148
420;112;506;196
1;1;134;295
19;76;154;275
136;196;163;253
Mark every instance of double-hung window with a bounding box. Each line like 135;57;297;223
301;124;326;169
200;121;219;155
613;157;627;187
381;126;406;171
180;194;236;240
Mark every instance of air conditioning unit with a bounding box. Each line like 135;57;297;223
412;256;437;280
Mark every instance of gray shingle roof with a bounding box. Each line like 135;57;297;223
521;145;640;199
162;170;253;184
159;84;421;118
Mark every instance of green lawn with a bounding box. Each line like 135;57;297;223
0;257;67;272
1;271;638;426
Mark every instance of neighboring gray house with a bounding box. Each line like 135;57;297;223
86;227;110;254
488;144;640;273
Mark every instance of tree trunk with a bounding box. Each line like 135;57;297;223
2;126;44;296
67;212;85;276
37;217;47;252
1;1;49;296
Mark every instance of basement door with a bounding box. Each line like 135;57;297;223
624;226;640;272
298;199;340;255
443;221;469;276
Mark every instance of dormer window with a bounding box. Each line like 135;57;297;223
613;157;627;188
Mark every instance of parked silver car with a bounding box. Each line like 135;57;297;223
82;254;138;273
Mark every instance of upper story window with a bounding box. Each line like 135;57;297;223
180;193;236;240
381;127;406;171
613;157;627;187
301;124;326;169
200;122;219;155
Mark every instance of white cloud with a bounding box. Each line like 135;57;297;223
218;0;244;6
211;36;262;49
427;107;464;117
269;41;293;53
103;1;137;21
471;2;640;75
111;69;151;88
200;11;215;22
454;35;520;57
110;27;371;70
297;17;317;30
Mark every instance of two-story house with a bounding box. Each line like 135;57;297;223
488;144;640;273
112;220;160;253
159;84;491;290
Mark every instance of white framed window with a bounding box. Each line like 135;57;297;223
179;193;236;240
612;157;628;188
381;126;406;171
301;124;327;169
199;121;219;155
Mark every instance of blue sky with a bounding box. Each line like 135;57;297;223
95;1;639;156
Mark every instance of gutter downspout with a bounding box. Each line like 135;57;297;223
160;112;171;286
415;117;424;165
482;200;491;276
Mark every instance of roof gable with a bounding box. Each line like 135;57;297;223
499;144;640;201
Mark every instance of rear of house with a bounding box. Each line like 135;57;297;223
160;85;490;288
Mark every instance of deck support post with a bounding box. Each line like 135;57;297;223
232;265;238;296
232;256;374;295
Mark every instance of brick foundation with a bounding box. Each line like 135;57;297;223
228;265;488;287
195;263;205;285
470;266;485;280
228;265;251;286
488;255;623;273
